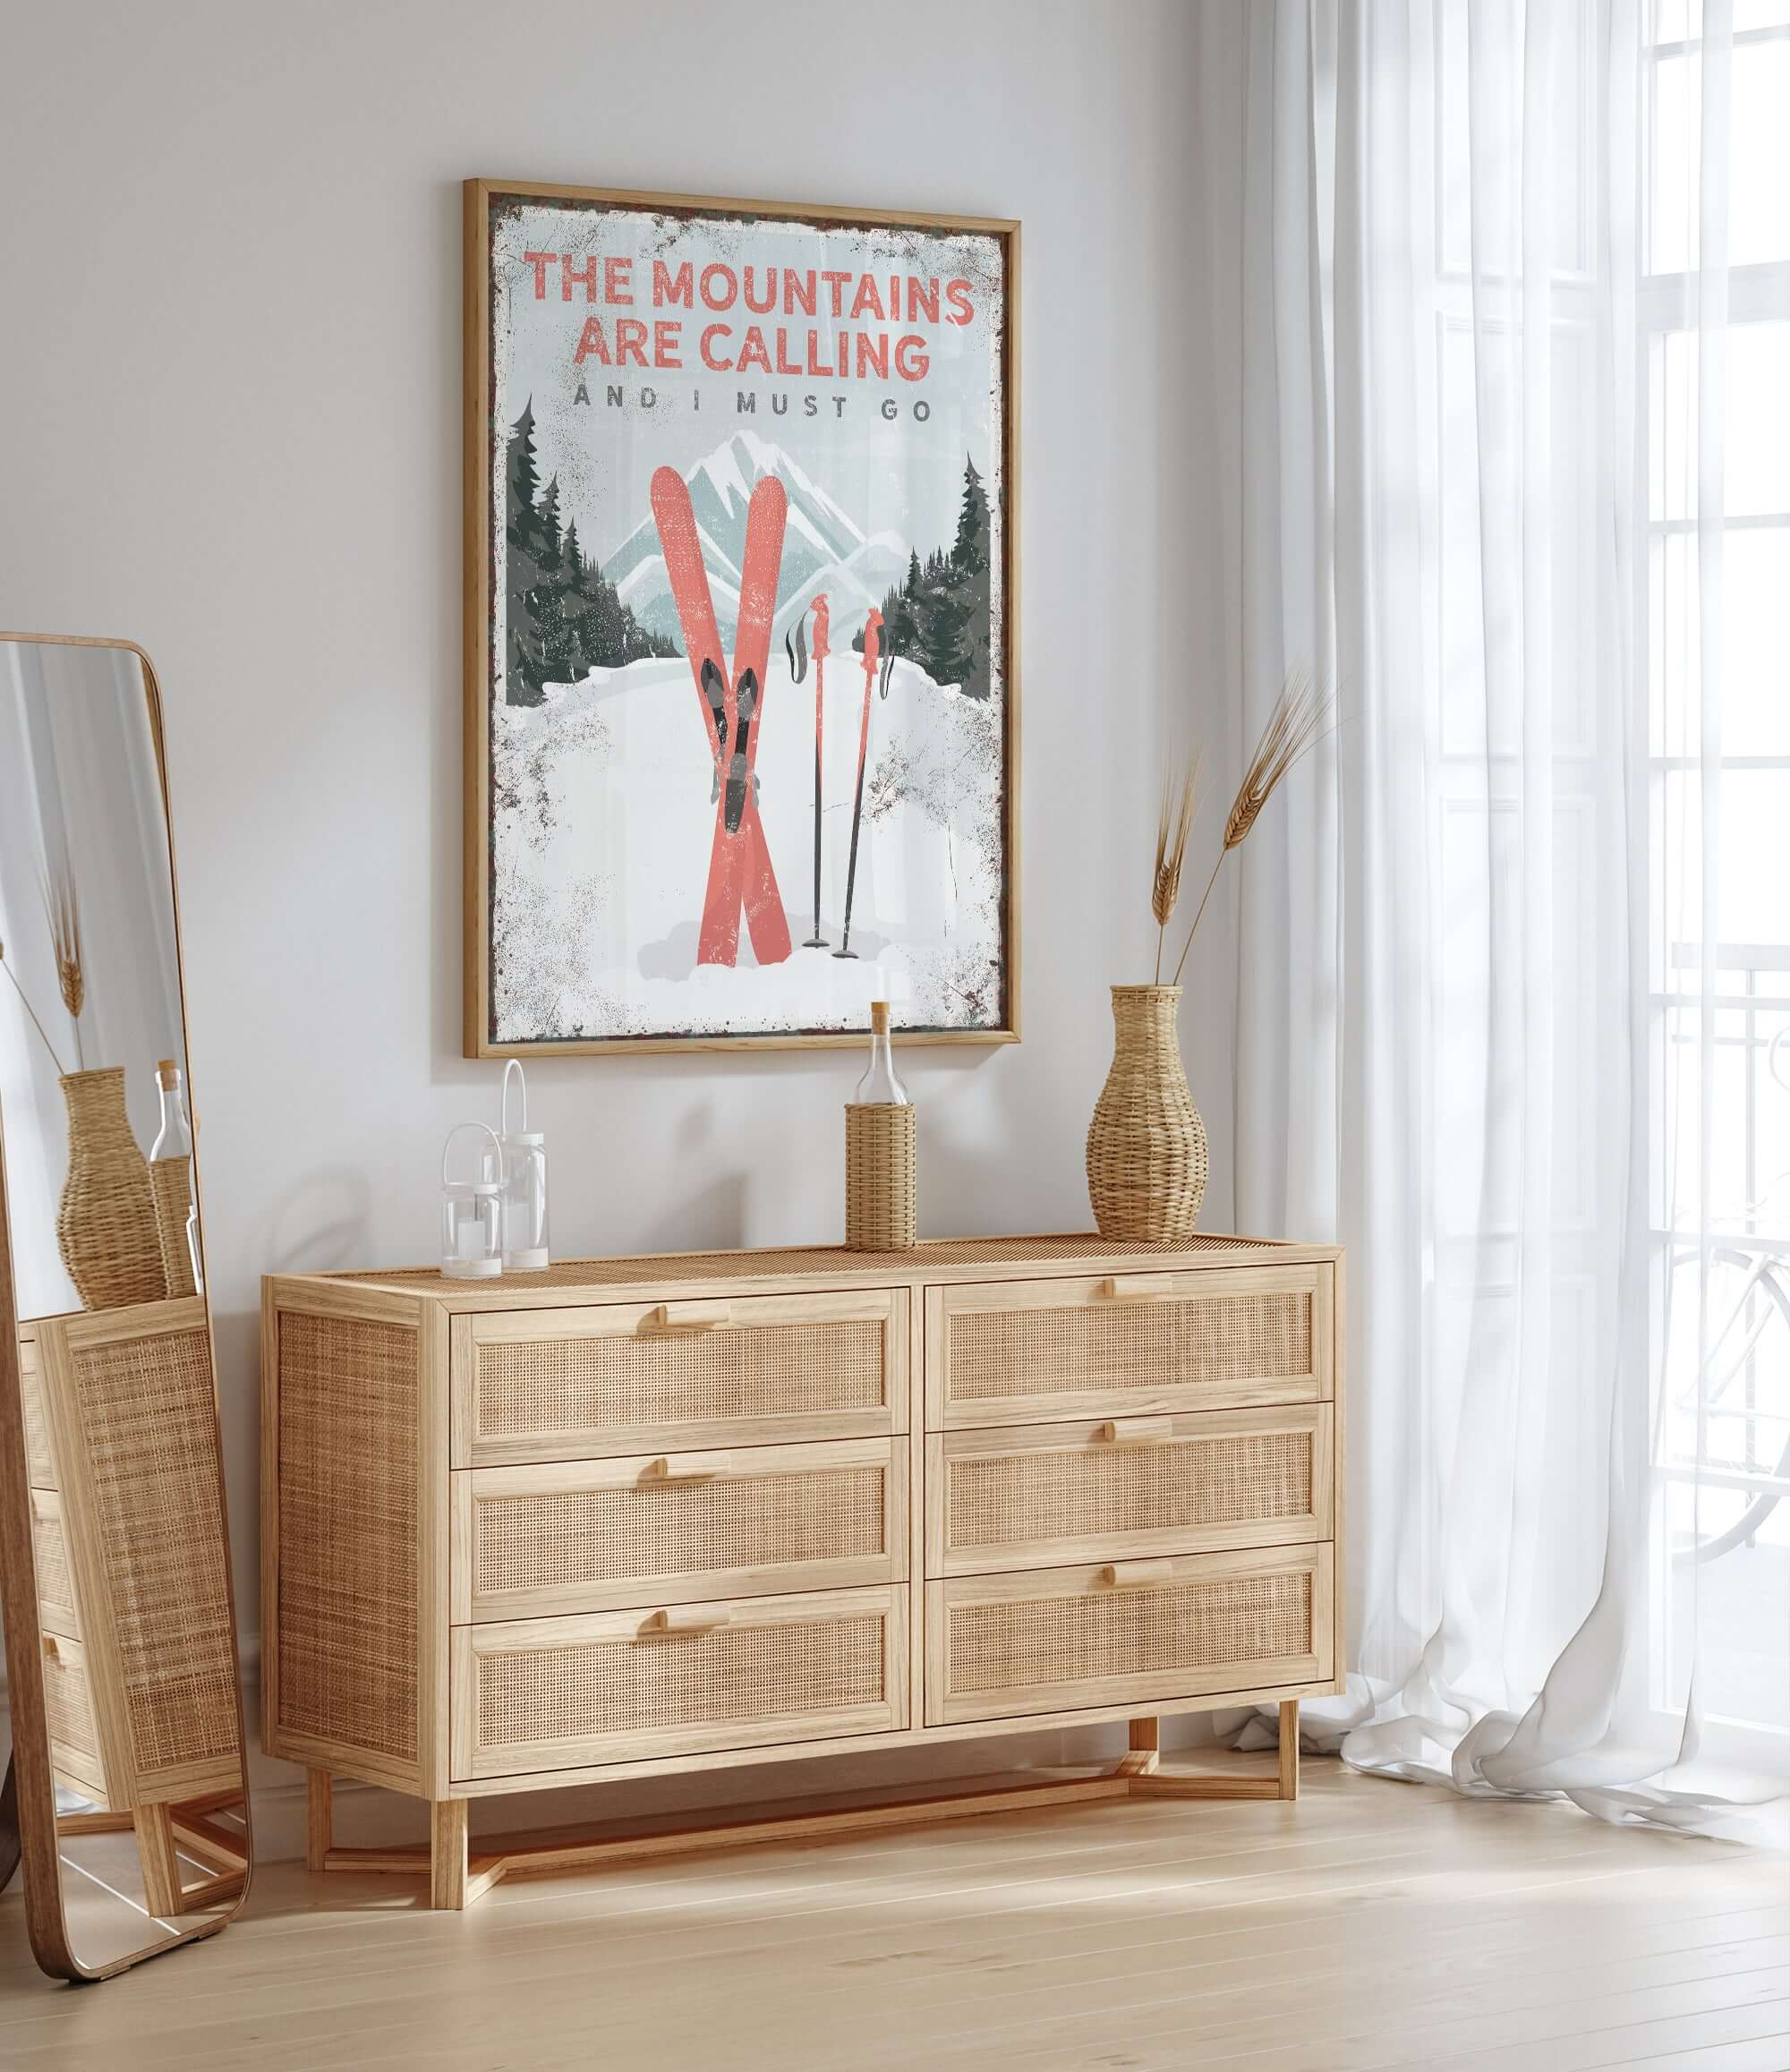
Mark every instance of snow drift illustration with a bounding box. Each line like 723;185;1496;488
490;433;1004;1044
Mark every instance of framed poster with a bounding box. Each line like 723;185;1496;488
465;178;1018;1056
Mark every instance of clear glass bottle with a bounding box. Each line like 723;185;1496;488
855;1001;908;1104
150;1056;202;1294
150;1059;193;1163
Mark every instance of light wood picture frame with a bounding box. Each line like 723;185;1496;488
465;178;1019;1057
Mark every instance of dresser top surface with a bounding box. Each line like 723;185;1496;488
271;1231;1341;1308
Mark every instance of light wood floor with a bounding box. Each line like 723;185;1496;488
2;1759;1785;2070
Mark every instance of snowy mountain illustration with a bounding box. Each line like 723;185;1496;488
604;431;903;652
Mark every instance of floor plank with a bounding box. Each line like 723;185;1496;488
0;1761;1781;2072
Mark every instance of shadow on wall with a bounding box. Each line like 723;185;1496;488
260;1166;376;1276
632;1172;746;1255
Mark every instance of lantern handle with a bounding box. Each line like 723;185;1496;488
501;1058;528;1137
442;1120;505;1189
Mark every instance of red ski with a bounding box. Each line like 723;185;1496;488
649;468;792;967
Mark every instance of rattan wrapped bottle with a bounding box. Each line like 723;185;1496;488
845;1002;916;1250
149;1056;200;1296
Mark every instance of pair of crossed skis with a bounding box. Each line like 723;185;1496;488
650;467;792;967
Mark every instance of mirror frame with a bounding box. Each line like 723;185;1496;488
0;632;251;1979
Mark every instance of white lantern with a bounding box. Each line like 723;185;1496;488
499;1060;550;1272
440;1121;504;1279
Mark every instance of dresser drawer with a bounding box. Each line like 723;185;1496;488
926;1406;1333;1576
30;1488;81;1637
925;1545;1333;1727
452;1291;908;1467
452;1438;907;1620
19;1334;55;1488
41;1632;110;1800
926;1266;1331;1429
451;1586;908;1780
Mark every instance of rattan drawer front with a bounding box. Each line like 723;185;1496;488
927;1407;1334;1576
454;1291;908;1467
928;1266;1332;1429
925;1545;1334;1726
453;1439;907;1620
19;1334;55;1488
451;1586;908;1780
44;1300;243;1788
30;1487;81;1638
41;1633;110;1798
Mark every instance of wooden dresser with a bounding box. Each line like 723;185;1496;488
261;1232;1342;1907
20;1298;246;1914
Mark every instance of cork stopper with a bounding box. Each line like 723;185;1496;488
869;1001;891;1035
157;1058;180;1087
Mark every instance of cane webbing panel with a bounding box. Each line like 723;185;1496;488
949;1572;1312;1697
946;1432;1314;1556
949;1292;1311;1404
473;1466;887;1599
19;1351;55;1488
474;1321;886;1445
473;1615;886;1752
340;1232;1283;1293
32;1506;75;1624
43;1644;98;1757
277;1311;419;1761
66;1325;241;1775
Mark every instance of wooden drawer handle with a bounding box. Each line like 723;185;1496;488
647;1300;734;1330
1095;1415;1176;1445
41;1634;62;1660
1100;1275;1170;1301
1098;1559;1176;1590
638;1454;727;1484
638;1605;733;1637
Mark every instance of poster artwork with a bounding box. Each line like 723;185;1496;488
468;183;1016;1054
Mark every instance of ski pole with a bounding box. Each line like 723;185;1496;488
833;606;882;961
805;595;830;946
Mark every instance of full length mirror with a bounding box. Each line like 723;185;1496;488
0;636;249;1980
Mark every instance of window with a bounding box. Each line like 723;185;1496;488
1643;0;1790;1752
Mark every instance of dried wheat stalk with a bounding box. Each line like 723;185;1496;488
1150;755;1200;983
0;937;70;1075
42;863;86;1070
1170;671;1333;985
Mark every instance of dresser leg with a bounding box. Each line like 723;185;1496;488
134;1804;185;1917
1278;1698;1300;1800
305;1769;332;1873
1118;1715;1161;1776
430;1798;470;1910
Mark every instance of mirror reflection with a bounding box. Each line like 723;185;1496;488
0;638;248;1976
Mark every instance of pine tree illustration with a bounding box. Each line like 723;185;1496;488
503;401;548;705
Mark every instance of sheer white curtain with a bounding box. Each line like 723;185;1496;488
1198;0;1789;1831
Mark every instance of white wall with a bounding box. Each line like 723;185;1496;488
0;0;1243;1843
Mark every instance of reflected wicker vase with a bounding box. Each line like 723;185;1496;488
1085;985;1208;1243
56;1067;168;1311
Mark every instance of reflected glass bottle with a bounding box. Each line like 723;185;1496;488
149;1057;201;1296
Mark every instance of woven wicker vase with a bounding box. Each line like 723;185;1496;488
56;1067;168;1311
1085;985;1208;1242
